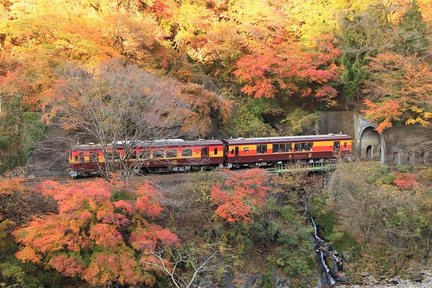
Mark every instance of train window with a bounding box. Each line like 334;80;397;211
274;143;291;153
182;148;192;157
305;143;313;151
166;149;177;158
141;149;150;159
153;150;164;159
130;150;137;159
294;143;302;152
90;151;98;163
243;147;249;153
344;142;347;148
125;148;137;159
79;153;85;163
214;148;218;155
73;154;79;162
105;151;119;160
257;144;267;154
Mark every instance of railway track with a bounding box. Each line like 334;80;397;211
22;162;338;183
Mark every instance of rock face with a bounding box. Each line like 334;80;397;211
340;270;432;288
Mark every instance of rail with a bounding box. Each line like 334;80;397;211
268;162;337;174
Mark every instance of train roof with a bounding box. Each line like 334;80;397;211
223;134;352;145
71;139;224;150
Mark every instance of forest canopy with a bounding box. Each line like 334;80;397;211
0;0;431;166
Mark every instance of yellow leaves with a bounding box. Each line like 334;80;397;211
418;0;432;28
405;106;432;127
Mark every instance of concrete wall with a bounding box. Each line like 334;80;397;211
317;111;355;139
382;124;431;166
317;111;431;166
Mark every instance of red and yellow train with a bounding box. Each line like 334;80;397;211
68;134;352;178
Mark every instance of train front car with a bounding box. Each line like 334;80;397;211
68;139;226;178
222;134;352;169
68;143;104;178
140;139;225;172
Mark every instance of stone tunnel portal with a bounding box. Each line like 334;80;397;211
360;127;382;161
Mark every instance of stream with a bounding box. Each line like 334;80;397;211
311;217;350;287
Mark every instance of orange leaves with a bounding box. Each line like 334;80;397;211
82;251;145;286
0;178;26;195
394;173;419;190
89;223;124;248
13;180;180;286
363;99;402;132
15;246;41;263
211;168;270;223
362;52;432;132
233;36;341;102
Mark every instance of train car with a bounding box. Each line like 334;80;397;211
69;143;103;178
68;139;225;178
136;139;224;172
223;134;352;169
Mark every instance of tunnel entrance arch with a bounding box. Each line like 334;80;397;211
359;126;384;162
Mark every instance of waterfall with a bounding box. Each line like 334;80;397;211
310;217;349;287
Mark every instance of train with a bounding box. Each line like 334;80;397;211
68;134;353;178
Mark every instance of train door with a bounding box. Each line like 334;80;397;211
235;147;239;157
333;141;340;152
201;147;209;158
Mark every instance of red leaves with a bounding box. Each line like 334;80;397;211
130;225;180;253
233;35;341;101
394;173;419;190
211;168;270;223
113;200;136;215
135;183;164;217
13;180;179;286
49;254;84;277
89;223;124;248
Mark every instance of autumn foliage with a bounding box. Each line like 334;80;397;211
362;53;432;132
393;172;419;190
12;179;179;287
234;35;341;102
211;169;270;223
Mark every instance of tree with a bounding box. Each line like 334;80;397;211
393;0;429;56
233;35;341;104
0;178;72;287
13;179;180;287
149;248;217;288
54;59;230;180
326;162;431;276
337;2;393;105
362;52;432;132
211;168;270;223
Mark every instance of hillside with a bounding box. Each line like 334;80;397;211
0;1;432;287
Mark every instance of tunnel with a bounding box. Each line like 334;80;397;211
359;127;382;160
